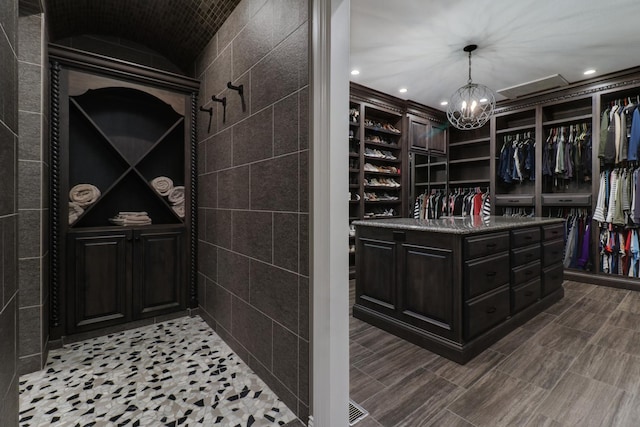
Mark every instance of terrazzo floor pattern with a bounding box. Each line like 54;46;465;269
19;316;297;426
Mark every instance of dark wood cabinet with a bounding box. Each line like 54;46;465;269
50;45;199;338
408;114;447;155
353;217;564;364
67;229;131;332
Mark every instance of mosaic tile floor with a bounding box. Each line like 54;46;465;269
19;316;297;426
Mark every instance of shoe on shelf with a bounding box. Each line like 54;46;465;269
364;163;379;172
349;224;356;237
349;245;356;253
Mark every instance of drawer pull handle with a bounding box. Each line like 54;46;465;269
486;271;497;277
486;306;497;314
525;236;532;240
525;253;533;258
552;230;559;234
525;270;533;276
507;199;519;203
558;199;573;203
486;243;497;248
525;291;534;297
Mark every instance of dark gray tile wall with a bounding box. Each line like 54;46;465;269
17;9;50;375
0;0;19;424
195;0;309;420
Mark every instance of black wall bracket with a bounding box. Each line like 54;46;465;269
227;81;246;112
211;95;227;123
199;105;213;133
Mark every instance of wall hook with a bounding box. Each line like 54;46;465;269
227;81;246;112
211;95;227;123
199;106;213;133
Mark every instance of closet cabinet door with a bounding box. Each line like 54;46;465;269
133;227;185;319
409;116;429;152
67;230;132;333
428;122;447;155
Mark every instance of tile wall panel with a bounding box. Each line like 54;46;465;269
196;0;309;419
0;0;19;423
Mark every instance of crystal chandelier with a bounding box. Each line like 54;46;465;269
446;44;495;130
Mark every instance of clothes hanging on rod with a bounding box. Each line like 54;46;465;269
497;132;535;183
413;188;490;220
547;208;591;270
542;123;592;190
500;207;534;217
599;97;640;165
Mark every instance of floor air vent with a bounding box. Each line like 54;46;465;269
349;400;369;426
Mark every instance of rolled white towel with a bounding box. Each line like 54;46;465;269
172;204;185;218
151;176;174;196
168;186;185;205
69;202;84;224
70;184;100;207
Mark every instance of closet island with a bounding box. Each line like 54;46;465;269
352;216;565;364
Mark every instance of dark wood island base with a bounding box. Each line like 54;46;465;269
352;216;565;365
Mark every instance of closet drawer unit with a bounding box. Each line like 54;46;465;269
494;195;535;206
511;260;541;286
511;244;541;267
464;252;510;299
542;194;591;206
511;227;541;248
464;232;509;259
464;285;510;340
511;278;541;314
542;263;564;296
543;223;564;241
542;238;565;267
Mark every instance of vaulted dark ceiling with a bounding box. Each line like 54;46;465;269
45;0;242;73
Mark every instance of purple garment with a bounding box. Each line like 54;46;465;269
629;107;640;161
577;219;591;268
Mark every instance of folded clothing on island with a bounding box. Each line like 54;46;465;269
69;183;100;207
109;211;152;226
151;176;174;196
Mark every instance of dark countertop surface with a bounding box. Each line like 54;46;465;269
352;216;565;235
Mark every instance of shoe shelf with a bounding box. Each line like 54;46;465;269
364;185;402;190
364;170;401;177
363;125;402;136
363;140;400;149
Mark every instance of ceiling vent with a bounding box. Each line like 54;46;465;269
497;74;569;99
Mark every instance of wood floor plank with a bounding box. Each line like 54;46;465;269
496;342;574;389
607;309;640;332
354;343;437;387
543;296;578;316
447;370;547;427
535;372;632;427
524;413;564;427
520;312;556;333
423;410;475;427
532;323;592;355
350;340;375;365
425;349;505;389
563;280;595;294
361;368;463;427
618;291;640;315
570;344;640;395
555;307;608;334
350;365;385;404
591;325;640;357
571;296;620;316
585;286;629;304
490;327;536;356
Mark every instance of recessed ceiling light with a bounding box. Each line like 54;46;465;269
584;69;596;75
440;101;448;106
399;88;408;93
351;69;360;76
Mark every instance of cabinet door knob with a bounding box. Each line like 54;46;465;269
486;243;496;248
486;306;497;314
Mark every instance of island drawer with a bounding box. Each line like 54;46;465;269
511;260;541;285
542;238;565;267
464;252;510;299
511;227;541;248
543;223;564;241
464;285;510;340
511;244;541;267
464;232;509;259
511;278;541;314
542;263;564;296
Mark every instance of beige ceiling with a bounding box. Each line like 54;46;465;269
350;0;640;110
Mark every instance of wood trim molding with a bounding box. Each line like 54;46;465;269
50;60;61;334
189;92;198;309
48;44;200;93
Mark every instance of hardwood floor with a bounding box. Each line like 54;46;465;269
349;280;640;426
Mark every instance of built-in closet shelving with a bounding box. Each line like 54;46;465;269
49;45;199;338
448;126;491;188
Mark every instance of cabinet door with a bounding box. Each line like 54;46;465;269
357;237;398;316
133;228;185;318
409;116;429;152
399;243;456;339
67;230;132;333
428;122;447;155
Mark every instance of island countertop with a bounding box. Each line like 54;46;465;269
352;216;565;235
